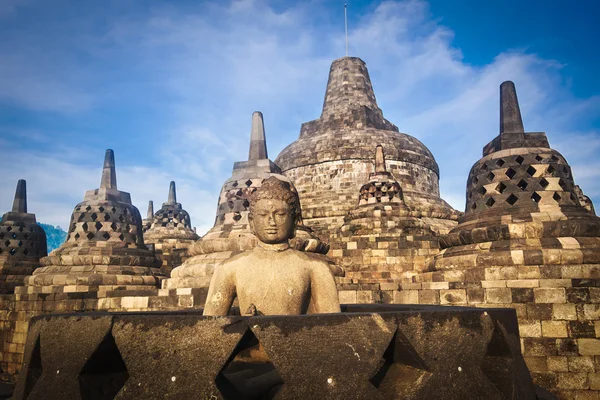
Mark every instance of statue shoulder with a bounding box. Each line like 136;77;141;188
219;250;253;269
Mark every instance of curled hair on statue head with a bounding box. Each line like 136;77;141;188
249;177;302;223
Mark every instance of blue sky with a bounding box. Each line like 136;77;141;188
1;0;599;234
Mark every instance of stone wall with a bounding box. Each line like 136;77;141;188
0;286;208;381
13;305;538;400
283;158;453;239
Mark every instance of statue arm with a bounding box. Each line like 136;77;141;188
203;264;236;316
308;263;341;314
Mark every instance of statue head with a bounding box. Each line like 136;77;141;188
249;177;300;244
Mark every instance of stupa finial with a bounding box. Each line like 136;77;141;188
12;179;27;214
147;200;154;220
167;181;177;204
248;111;268;161
100;149;117;189
321;57;380;118
500;81;525;134
375;145;386;173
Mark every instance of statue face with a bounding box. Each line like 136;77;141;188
249;198;296;244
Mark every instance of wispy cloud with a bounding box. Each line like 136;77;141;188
0;0;598;233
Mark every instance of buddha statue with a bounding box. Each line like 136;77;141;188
204;176;340;316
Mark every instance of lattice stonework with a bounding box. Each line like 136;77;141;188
154;208;191;229
466;149;579;213
0;222;46;259
65;202;144;248
359;180;403;205
215;177;293;227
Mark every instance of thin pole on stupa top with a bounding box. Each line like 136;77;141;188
344;3;348;57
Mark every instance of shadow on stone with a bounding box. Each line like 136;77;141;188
78;332;129;400
22;336;42;400
370;329;431;399
481;322;514;399
216;329;283;400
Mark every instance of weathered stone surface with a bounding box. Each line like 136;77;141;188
275;57;459;243
402;81;599;399
331;146;440;283
204;177;340;316
23;150;163;292
166;112;332;290
0;180;47;294
12;314;113;400
13;305;540;399
112;314;245;399
144;181;198;275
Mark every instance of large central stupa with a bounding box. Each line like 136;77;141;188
275;57;459;241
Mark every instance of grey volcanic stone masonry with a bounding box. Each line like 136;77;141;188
0;180;47;294
275;57;459;240
144;181;198;275
14;305;538;399
403;81;600;399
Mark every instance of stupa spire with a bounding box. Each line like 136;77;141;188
248;111;268;161
374;145;386;173
100;149;117;189
147;200;154;220
11;179;27;214
500;81;524;134
321;57;381;117
167;181;177;204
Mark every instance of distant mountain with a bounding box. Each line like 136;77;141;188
38;223;67;253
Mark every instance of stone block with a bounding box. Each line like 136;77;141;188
540;279;573;288
523;337;558;356
547;356;569;372
527;304;553;320
524;356;547;372
485;288;512;304
534;288;566;304
511;288;534;303
580;339;600;356
557;372;589;390
567;288;592;304
558;339;580;356
393;290;418;304
519;321;542;338
553;304;578;321
542;321;568;338
466;288;485;304
482;280;507;288
589;373;600;390
507;280;539;288
568;356;595;372
338;290;357;304
418;290;439;304
569;321;596;339
439;289;466;305
357;290;373;304
582;305;600;320
421;282;449;290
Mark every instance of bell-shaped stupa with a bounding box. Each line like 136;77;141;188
275;57;460;242
23;150;163;292
436;81;599;269
142;200;154;233
331;146;439;290
165;112;331;289
401;82;600;397
144;181;198;274
0;180;47;293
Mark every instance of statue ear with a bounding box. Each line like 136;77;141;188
248;211;255;230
